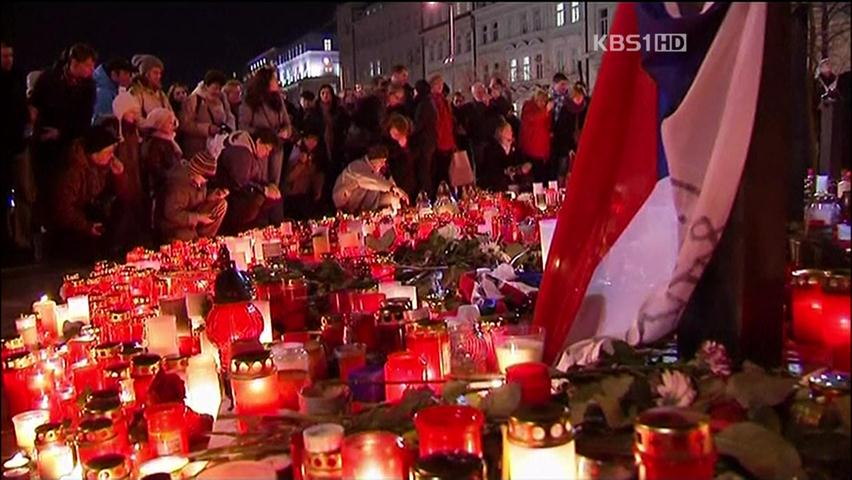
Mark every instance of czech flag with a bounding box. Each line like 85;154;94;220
534;2;770;364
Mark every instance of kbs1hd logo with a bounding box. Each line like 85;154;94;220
593;33;687;53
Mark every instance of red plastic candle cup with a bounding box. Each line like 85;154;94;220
506;362;551;406
144;402;189;456
405;323;450;395
791;269;829;344
344;313;377;351
3;352;36;417
328;290;355;316
635;407;716;480
335;344;366;382
822;272;851;347
130;353;161;407
321;316;345;354
353;292;386;315
341;431;407;479
72;360;104;396
414;405;485;458
177;335;200;357
76;418;125;465
67;334;97;365
282;279;309;332
384;351;427;403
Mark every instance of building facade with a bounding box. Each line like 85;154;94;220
246;30;340;98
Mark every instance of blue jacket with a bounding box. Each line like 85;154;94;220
92;65;117;123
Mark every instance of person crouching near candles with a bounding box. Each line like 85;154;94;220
478;119;532;192
332;145;409;214
281;129;325;220
48;125;127;264
213;128;283;235
155;150;227;243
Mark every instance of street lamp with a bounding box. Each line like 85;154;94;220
426;2;455;91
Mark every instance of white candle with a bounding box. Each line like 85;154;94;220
505;434;576;480
252;300;273;344
37;444;75;480
33;295;57;337
186;354;222;420
67;295;90;324
147;315;178;357
539;218;558;270
54;304;70;337
138;456;189;478
185;293;209;319
16;314;39;349
378;282;418;309
495;338;545;373
12;409;50;454
280;222;293;236
199;331;220;370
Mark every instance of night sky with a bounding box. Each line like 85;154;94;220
4;2;338;85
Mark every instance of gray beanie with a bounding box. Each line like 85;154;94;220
131;54;165;76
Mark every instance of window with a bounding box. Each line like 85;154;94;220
520;12;528;34
369;61;374;77
534;54;543;79
323;38;332;51
494;62;500;71
571;2;581;23
522;56;530;81
533;8;542;31
599;8;609;35
510;58;517;82
556;3;565;27
492;22;498;42
377;59;382;75
482;25;488;44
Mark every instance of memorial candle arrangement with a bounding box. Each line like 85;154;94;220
414;405;485;458
230;350;280;430
384;351;427;403
492;325;545;373
634;407;716;480
341;431;408;479
186;353;222;420
503;403;576;480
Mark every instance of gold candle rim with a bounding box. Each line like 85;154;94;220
507;402;573;448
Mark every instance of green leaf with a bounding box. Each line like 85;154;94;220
366;229;396;253
595;375;635;428
480;382;521;419
693;376;728;412
442;380;470;404
715;422;803;480
726;364;796;409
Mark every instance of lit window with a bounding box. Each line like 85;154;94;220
324;38;332;51
534;54;543;79
377;60;382;75
369;61;374;77
556;3;565;27
510;58;517;82
571;2;580;23
599;8;609;35
323;57;331;66
522;56;530;81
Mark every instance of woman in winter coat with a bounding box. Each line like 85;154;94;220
140;107;182;211
307;83;349;210
281;130;326;220
382;113;417;203
180;70;235;158
239;67;293;187
129;54;172;118
519;89;553;183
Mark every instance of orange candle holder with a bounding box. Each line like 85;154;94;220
634;407;716;480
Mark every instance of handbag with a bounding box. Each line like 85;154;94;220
449;149;476;187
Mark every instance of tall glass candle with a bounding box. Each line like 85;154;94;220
37;444;74;480
186;354;222;420
82;453;130;480
230;350;280;431
76;418;124;465
634;407;716;480
341;432;407;479
414;405;485;458
68;295;91;324
384;351;427;403
406;323;450;395
504;403;576;480
791;269;829;344
16;314;39;350
506;362;551;406
279;369;311;412
146;315;179;357
131;353;161;407
72;359;104;398
492;325;545;373
12;409;50;455
271;342;309;371
3;352;36;416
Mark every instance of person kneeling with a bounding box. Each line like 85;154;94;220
333;145;408;214
282;131;325;220
156;150;227;243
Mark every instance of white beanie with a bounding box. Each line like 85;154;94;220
140;107;178;133
113;91;140;121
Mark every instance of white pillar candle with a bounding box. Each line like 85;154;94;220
16;314;39;349
495;338;545;373
67;295;90;324
186;354;222;420
252;300;273;344
37;444;75;480
539;218;558;270
505;433;576;480
33;295;57;337
12;409;50;455
147;315;178;357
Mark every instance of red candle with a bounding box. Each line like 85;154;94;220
370;263;396;283
334;344;366;382
67;334;97;365
71;360;104;396
506;362;551;406
4;353;37;417
384;351;427;403
341;432;408;479
278;370;312;411
635;408;716;480
822;273;851;371
177;335;200;357
353;292;386;314
130;353;161;407
328;290;356;316
791;269;828;344
344;313;377;351
414;405;485;458
230;350;280;431
144;402;189;456
76;418;126;465
405;323;450;395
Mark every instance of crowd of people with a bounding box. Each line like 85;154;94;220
1;40;589;265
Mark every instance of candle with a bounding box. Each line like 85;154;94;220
186;354;222;420
37;445;74;480
12;409;50;455
506;362;551;406
138;455;189;479
634;407;716;480
338;231;362;257
76;418;123;465
341;432;407;480
539;218;557;270
230;351;280;431
145;403;189;456
146;315;178;357
379;283;418;309
185;292;209;319
278;369;311;412
791;269;828;344
158;296;191;336
33;295;58;340
82;453;130;480
414;405;484;458
384;351;427;403
504;403;576;480
71;360;104;398
348;364;385;404
271;342;309;371
131;353;161;407
16;314;39;350
406;323;450;395
334;343;366;382
54;305;70;338
412;453;486;480
67;295;90;324
302;424;344;479
312;231;331;259
251;300;273;344
492;325;545;373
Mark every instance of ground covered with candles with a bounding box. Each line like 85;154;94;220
1;190;850;480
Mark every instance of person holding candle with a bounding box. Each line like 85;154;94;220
332;145;409;214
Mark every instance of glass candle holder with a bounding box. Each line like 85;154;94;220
103;361;136;407
3;352;36;416
328;290;355;316
35;422;73;480
414;405;485;458
186;353;222;420
353;292;387;315
16;314;39;350
791;269;829;344
506;362;551;407
305;340;327;381
492;325;545;373
279;369;312;412
83;395;128;443
82;453;130;480
131;353;161;407
504;402;576;480
634;407;716;480
76;418;123;465
384;351;427;403
343;313;377;352
821;272;851;370
412;452;486;480
71;359;105;402
271;342;309;371
67;333;97;364
406;323;450;395
230;350;280;430
12;409;50;456
145;402;189;457
302;423;344;479
33;296;58;343
341;432;407;479
334;344;366;382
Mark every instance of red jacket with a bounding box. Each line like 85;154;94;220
433;94;456;152
519;100;551;161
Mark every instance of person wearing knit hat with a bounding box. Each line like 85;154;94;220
155;149;228;243
140;107;182;199
111;90;141;141
129;54;172;118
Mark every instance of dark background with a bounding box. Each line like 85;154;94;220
3;2;338;85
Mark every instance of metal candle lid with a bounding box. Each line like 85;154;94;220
230;350;275;379
302;423;345;453
83;453;130;480
34;421;68;446
91;342;122;362
3;351;34;370
131;353;162;376
634;407;714;459
507;402;574;448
